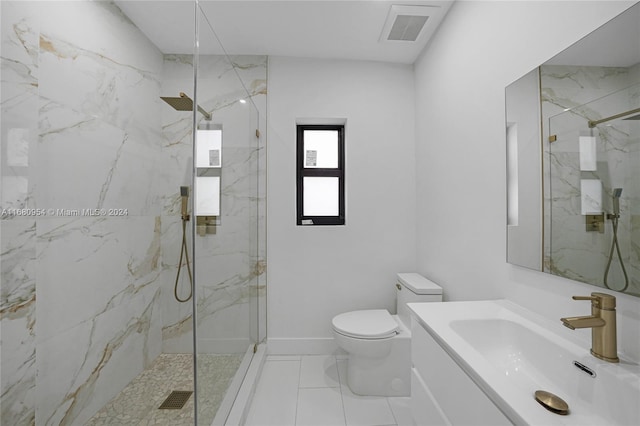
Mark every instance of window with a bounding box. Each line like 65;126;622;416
297;124;345;225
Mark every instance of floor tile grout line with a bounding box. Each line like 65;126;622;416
295;357;303;426
385;397;400;426
334;355;349;426
299;385;341;389
249;355;405;426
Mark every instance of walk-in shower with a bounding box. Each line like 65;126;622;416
0;1;266;425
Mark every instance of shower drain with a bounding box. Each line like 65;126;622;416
158;390;193;410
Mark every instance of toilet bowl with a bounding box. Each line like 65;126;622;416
332;273;442;397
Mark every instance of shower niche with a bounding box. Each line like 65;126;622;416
505;3;640;297
195;125;222;235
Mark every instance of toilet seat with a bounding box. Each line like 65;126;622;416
332;309;399;339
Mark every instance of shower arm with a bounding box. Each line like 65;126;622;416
196;104;212;121
588;107;640;128
184;92;212;121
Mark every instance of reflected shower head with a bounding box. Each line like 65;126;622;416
613;188;623;198
160;92;212;120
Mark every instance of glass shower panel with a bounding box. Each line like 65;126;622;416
548;82;640;296
193;4;266;424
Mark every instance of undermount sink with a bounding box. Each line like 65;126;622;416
408;300;640;425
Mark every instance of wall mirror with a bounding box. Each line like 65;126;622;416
506;3;640;297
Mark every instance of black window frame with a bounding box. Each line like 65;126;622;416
296;124;345;226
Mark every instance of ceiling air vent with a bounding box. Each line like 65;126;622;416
388;15;429;41
380;5;439;42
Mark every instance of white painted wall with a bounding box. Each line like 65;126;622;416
267;57;417;353
414;0;640;362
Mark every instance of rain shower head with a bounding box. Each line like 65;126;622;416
161;92;212;120
161;93;193;111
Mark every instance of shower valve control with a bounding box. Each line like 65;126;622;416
197;216;218;236
585;214;604;233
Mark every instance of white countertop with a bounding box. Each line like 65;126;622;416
408;299;640;426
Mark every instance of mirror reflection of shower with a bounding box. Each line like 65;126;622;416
587;106;638;293
174;186;193;302
604;187;629;292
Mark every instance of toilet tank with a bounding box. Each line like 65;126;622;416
396;273;442;327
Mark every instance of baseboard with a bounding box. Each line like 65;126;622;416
266;337;344;355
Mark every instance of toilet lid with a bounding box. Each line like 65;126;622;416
332;309;399;339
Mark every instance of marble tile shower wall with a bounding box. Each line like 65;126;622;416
541;64;640;294
1;2;167;425
159;54;267;354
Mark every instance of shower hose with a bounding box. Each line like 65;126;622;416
603;214;629;292
174;217;193;302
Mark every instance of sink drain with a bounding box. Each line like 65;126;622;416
534;390;569;415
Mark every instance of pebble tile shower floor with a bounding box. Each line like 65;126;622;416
87;353;243;425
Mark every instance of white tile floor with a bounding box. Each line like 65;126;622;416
245;355;415;426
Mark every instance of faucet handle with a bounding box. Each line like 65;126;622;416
572;293;616;309
572;295;597;302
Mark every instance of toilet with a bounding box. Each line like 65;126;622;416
332;273;442;397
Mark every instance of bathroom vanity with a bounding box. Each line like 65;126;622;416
409;311;510;425
408;300;640;425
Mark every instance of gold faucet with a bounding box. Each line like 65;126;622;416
560;292;619;363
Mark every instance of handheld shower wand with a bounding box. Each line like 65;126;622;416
175;186;193;302
612;187;622;216
181;186;190;220
604;188;629;292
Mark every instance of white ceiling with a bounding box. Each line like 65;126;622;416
115;0;454;64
